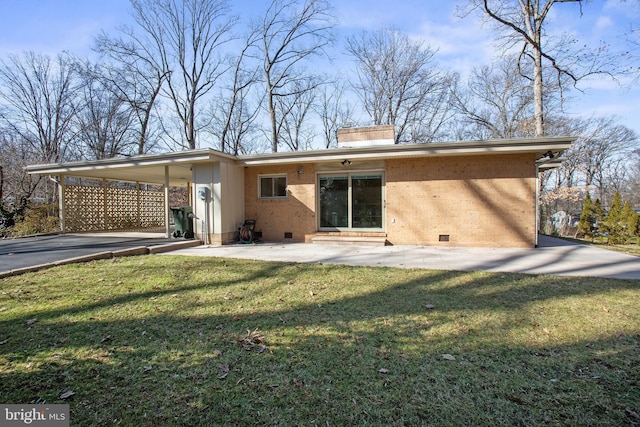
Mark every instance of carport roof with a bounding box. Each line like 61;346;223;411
26;136;576;184
25;149;236;186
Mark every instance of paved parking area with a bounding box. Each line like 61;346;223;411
1;234;639;280
0;233;195;276
167;235;640;280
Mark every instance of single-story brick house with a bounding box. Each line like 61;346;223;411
26;126;574;248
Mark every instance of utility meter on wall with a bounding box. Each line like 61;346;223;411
197;187;208;201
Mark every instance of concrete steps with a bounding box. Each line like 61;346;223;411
311;234;388;246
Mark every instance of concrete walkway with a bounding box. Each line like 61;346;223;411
166;235;640;280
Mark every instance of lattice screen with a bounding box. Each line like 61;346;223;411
64;183;165;232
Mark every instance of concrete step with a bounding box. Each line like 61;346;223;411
311;235;387;246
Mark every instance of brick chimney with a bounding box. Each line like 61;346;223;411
337;125;395;148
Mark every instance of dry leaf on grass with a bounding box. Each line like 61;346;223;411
378;368;389;374
506;395;525;405
238;329;266;351
442;354;456;361
59;390;75;400
26;318;38;325
218;364;230;379
625;408;640;420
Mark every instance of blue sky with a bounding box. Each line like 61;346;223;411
0;0;638;138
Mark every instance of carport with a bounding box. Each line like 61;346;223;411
26;150;236;239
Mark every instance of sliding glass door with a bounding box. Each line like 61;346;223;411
319;173;384;230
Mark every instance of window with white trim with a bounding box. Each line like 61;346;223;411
318;172;384;230
259;175;287;199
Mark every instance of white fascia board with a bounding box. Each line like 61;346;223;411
25;149;233;175
238;137;577;166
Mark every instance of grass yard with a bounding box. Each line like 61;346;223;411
1;255;639;426
563;236;640;257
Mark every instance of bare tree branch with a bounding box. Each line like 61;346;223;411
257;0;335;152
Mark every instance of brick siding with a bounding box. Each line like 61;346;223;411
245;153;537;247
385;153;537;247
244;164;317;242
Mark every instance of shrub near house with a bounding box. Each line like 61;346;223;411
580;191;639;245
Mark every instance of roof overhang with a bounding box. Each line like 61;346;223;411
26;136;576;184
238;136;576;167
25;149;236;186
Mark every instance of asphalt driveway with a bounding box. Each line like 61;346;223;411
0;233;191;276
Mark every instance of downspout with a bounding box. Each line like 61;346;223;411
103;179;108;230
52;175;65;233
136;181;141;228
535;165;540;247
164;166;170;238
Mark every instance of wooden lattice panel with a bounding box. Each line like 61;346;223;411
64;185;105;232
139;190;165;227
106;186;138;229
64;183;165;232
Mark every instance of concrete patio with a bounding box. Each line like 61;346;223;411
166;235;640;280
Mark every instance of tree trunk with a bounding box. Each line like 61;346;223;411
266;75;278;153
532;38;545;136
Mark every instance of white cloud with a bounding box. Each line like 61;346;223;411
595;16;614;31
412;16;496;77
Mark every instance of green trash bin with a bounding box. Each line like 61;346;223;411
170;206;194;239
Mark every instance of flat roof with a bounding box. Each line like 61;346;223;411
239;136;576;165
26;136;576;184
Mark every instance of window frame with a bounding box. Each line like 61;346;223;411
258;174;288;200
317;171;385;231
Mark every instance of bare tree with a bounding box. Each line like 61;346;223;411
452;55;534;138
543;116;588;189
211;30;263;155
462;0;625;136
257;0;334;152
314;80;355;148
75;62;136;160
622;0;640;84
625;150;640;206
0;52;78;163
543;115;638;208
101;0;236;150
577;116;638;199
94;35;168;155
346;27;453;144
0;131;44;232
277;78;318;151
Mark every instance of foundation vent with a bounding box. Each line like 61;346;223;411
284;232;293;239
439;235;450;242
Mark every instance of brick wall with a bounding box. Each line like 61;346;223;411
244;153;538;247
385;153;537;247
244;164;317;242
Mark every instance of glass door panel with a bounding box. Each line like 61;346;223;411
319;176;348;228
352;175;383;228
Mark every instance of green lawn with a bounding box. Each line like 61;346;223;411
1;255;639;426
566;236;640;257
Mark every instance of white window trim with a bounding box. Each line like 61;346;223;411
258;174;288;199
317;170;385;231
